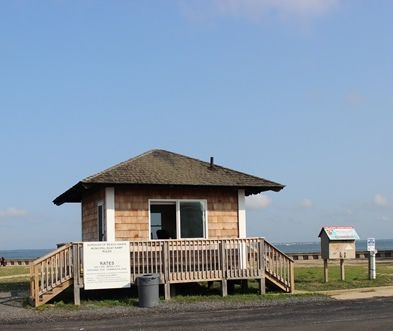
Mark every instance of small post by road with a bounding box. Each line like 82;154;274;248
367;238;377;280
369;251;377;280
323;259;328;283
340;259;345;281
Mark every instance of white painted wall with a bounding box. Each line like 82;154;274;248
105;187;115;241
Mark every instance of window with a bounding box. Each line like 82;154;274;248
97;202;106;241
150;203;176;239
180;201;204;238
149;200;207;240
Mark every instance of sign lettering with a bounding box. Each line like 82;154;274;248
83;241;130;290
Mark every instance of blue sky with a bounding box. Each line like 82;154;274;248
0;1;392;249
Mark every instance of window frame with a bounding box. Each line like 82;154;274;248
97;200;106;241
148;199;208;240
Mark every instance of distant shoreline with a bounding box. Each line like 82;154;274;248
1;239;392;259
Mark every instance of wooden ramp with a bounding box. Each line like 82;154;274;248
30;238;294;307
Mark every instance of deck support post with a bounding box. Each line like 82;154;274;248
164;283;171;300
221;279;228;297
258;238;266;295
220;241;227;297
258;277;266;294
73;283;80;306
290;260;295;293
72;244;81;306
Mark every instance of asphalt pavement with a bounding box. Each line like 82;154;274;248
4;296;393;330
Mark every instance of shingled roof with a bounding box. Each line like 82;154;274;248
53;149;284;205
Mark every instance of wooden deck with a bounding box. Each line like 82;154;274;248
30;238;294;307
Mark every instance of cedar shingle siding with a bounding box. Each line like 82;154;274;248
114;187;238;241
81;188;105;241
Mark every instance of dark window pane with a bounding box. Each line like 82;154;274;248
150;204;176;239
180;202;204;238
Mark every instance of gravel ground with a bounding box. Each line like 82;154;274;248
0;291;332;325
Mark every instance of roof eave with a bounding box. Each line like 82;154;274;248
52;182;88;206
53;182;285;205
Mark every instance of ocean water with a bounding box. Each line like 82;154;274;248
275;239;393;254
0;249;52;260
1;239;393;260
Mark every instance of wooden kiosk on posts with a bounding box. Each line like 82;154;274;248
319;226;359;282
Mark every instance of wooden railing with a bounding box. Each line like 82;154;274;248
72;243;84;289
129;238;293;292
129;241;165;282
264;240;294;292
30;238;294;306
167;239;224;282
30;243;83;307
129;238;264;283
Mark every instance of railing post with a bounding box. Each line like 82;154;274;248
163;241;171;300
220;241;227;297
258;238;266;295
34;264;40;306
289;260;295;293
29;264;34;300
67;246;71;277
72;243;81;306
30;263;39;306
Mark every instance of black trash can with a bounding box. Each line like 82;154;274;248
137;274;160;308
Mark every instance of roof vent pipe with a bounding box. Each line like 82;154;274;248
210;157;214;168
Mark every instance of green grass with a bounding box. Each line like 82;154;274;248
170;292;320;304
2;261;393;309
0;277;30;293
28;279;320;310
0;266;29;277
36;300;82;311
37;290;319;310
0;267;30;296
0;267;30;293
295;262;393;291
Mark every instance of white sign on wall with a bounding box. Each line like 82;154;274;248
83;241;130;290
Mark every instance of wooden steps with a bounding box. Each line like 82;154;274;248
30;243;81;307
265;273;291;292
263;240;295;293
35;279;73;306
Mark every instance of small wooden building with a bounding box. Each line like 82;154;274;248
30;150;294;307
54;149;284;243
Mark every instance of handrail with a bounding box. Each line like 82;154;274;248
264;240;294;262
32;243;72;265
264;239;294;292
30;243;76;306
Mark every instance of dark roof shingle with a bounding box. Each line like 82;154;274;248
53;149;284;205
